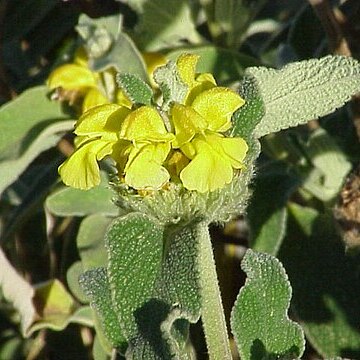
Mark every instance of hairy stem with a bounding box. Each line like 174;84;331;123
198;223;232;360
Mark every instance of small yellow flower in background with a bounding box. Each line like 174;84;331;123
47;48;131;113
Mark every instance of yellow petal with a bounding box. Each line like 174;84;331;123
111;139;132;172
124;143;170;190
74;135;89;149
205;133;248;169
120;106;174;143
195;73;216;86
82;88;108;113
58;140;112;190
191;87;245;132
75;103;130;137
176;53;199;87
167;150;190;179
143;52;167;87
115;89;132;108
171;103;207;147
180;139;233;193
47;64;97;91
143;52;167;75
73;47;89;68
180;141;196;159
185;72;217;105
97;141;117;160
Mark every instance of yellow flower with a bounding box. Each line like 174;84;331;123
57;53;248;194
47;48;131;113
59;104;175;191
119;106;175;190
178;133;248;192
171;54;248;193
58;104;130;190
176;53;217;105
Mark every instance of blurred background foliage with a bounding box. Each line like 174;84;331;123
0;0;360;359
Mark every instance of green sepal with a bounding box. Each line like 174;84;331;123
231;249;305;360
116;73;153;105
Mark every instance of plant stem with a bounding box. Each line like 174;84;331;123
110;348;117;360
198;223;233;360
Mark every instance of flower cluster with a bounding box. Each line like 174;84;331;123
49;53;248;193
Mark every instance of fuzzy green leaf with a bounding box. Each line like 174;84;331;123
77;14;148;80
245;56;360;138
116;73;153;105
1;157;61;243
66;261;88;303
27;280;93;335
76;14;119;59
299;128;352;202
280;203;360;358
28;305;93;335
106;214;201;359
128;0;201;51
231;249;305;360
46;172;119;217
0;86;70;160
231;74;265;141
247;165;300;255
0;120;74;197
93;31;148;81
92;335;111;360
200;0;268;48
79;267;126;351
77;214;112;270
153;60;188;109
106;214;164;342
